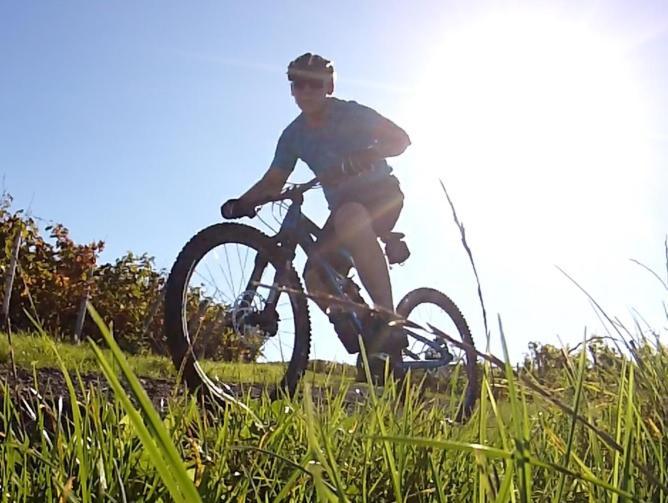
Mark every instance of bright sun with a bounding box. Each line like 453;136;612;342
407;9;651;265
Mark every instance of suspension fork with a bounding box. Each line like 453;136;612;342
239;245;292;308
242;202;303;312
240;252;269;306
235;245;290;336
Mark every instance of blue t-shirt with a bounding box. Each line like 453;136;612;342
271;97;394;208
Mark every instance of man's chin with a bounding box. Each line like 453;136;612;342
300;102;324;115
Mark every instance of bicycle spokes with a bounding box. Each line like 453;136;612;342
401;302;465;372
183;242;297;370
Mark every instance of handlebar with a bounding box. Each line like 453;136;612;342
262;177;320;205
221;177;320;220
265;158;377;205
223;159;377;220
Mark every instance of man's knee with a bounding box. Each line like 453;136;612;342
333;202;373;238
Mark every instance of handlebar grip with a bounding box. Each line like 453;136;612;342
221;199;256;219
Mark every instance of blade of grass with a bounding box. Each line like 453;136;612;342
478;362;491;503
484;378;517;503
428;455;447;502
86;303;201;503
498;316;530;503
358;340;403;502
20;311;91;501
373;435;512;459
612;360;628;503
90;340;194;501
556;334;588;501
519;380;532;499
527;456;641;502
619;365;635;502
48;340;90;503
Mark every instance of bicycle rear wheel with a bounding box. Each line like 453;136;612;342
164;223;311;401
396;287;479;422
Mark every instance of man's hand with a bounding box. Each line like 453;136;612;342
221;198;257;219
320;146;381;185
342;145;381;175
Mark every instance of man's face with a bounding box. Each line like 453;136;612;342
290;76;330;114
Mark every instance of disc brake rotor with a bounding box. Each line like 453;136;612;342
230;290;278;341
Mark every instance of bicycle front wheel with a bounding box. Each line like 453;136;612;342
164;223;311;401
397;287;479;422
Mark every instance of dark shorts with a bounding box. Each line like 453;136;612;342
309;175;404;275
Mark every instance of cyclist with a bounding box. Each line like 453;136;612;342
222;52;411;381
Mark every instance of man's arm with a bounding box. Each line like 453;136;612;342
239;166;290;205
222;166;290;219
240;125;296;203
223;125;297;219
371;116;411;158
340;115;411;175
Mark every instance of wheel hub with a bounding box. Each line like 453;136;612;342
230;290;278;339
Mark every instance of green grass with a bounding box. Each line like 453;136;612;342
0;331;351;387
1;314;667;501
0;330;175;378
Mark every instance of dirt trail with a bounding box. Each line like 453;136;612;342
1;364;179;413
0;364;374;420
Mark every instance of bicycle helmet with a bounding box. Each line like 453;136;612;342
287;52;335;87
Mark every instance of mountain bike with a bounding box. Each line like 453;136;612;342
164;176;479;421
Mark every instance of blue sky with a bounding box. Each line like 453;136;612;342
2;1;667;362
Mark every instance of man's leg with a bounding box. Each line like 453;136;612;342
303;215;352;315
332;202;406;383
332;202;394;314
303;262;334;314
304;246;361;354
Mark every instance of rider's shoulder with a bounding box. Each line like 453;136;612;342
280;114;304;139
330;97;380;118
329;96;366;109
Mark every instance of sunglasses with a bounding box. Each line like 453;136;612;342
291;78;326;90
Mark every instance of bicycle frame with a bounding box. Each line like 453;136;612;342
242;182;454;371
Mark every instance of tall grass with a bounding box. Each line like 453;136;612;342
1;309;666;500
1;222;666;499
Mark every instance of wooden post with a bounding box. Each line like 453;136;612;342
73;265;95;344
2;230;22;377
2;231;21;331
73;295;88;344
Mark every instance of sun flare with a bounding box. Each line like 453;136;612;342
407;9;651;264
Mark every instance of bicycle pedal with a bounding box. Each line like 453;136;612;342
424;345;453;362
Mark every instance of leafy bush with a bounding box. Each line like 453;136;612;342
0;192;252;360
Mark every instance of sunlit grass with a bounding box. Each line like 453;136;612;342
0;331;348;387
1;313;666;500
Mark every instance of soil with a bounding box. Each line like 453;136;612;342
0;363;375;423
0;363;179;415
